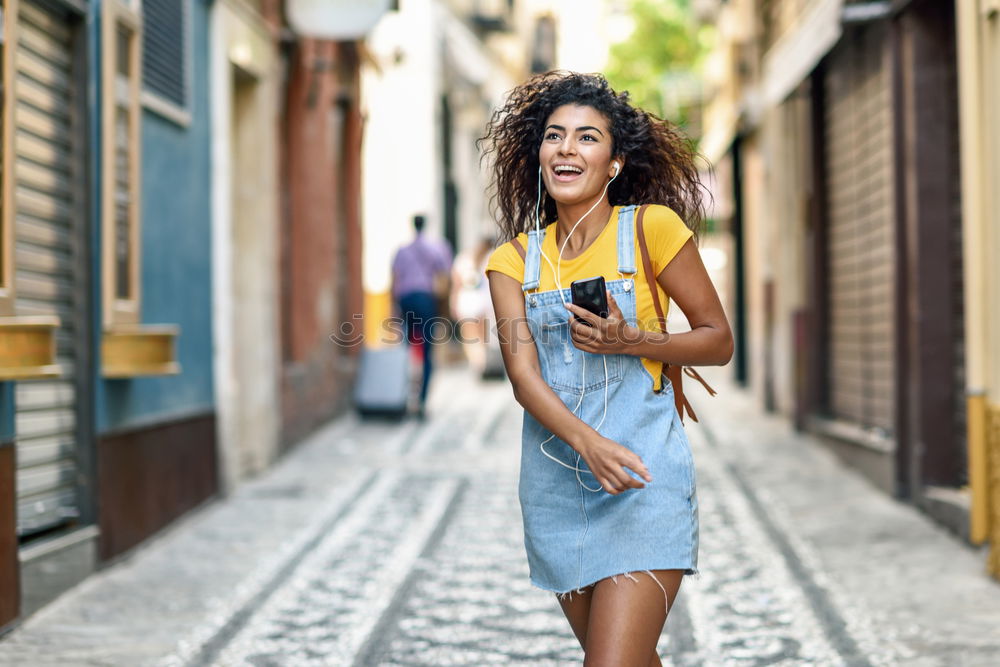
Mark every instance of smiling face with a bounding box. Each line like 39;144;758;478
538;104;621;207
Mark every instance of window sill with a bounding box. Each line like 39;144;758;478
141;91;192;128
102;325;181;378
0;316;62;380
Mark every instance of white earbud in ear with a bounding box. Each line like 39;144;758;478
612;162;620;176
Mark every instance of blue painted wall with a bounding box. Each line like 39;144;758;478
0;384;13;443
96;0;214;432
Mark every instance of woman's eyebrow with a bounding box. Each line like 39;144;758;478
544;124;606;136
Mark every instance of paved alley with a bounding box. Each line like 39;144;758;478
1;367;998;666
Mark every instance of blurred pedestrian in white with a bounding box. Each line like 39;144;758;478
451;235;495;374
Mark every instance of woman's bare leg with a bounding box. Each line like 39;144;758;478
557;588;594;649
557;570;683;666
559;589;664;666
576;570;683;666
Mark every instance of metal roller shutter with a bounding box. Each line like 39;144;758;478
13;0;81;537
823;25;895;435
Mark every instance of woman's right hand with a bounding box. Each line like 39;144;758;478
488;268;651;496
576;434;652;495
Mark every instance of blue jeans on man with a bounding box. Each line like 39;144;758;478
398;291;438;412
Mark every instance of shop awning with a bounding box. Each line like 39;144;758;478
442;8;494;87
699;103;739;166
761;0;844;107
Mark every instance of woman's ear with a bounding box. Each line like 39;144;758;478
610;157;626;178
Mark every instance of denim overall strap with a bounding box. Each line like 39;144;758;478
522;229;544;293
616;205;638;275
517;201;700;595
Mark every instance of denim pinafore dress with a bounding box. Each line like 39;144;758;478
519;205;699;594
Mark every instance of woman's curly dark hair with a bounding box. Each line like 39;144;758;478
478;71;708;243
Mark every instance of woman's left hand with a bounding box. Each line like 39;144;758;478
565;291;642;355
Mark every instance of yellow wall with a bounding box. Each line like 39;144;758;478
363;290;403;348
739;133;768;405
956;0;1000;578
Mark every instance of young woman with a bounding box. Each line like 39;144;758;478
482;72;733;665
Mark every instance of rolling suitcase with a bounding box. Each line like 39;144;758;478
481;336;506;380
354;345;411;419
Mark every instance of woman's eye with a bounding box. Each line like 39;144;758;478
545;132;561;141
581;134;597;142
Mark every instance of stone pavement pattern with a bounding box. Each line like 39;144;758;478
1;367;999;666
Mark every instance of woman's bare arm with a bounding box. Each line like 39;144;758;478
566;238;733;366
488;270;651;494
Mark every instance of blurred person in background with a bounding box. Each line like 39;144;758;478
451;235;495;374
391;214;453;418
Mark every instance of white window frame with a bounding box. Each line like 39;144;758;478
101;0;143;328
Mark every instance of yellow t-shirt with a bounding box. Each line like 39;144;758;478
485;204;694;391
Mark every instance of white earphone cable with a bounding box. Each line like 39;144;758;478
533;163;620;492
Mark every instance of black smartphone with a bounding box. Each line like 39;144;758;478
570;276;609;323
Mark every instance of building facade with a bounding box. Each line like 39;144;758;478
279;36;365;447
700;0;995;574
361;0;516;328
0;0;373;630
0;0;218;625
955;0;1000;579
209;0;282;491
0;0;97;625
360;0;606;339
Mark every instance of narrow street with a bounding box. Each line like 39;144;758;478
1;366;998;666
2;1;1000;664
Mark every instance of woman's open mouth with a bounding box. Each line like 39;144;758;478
552;164;584;182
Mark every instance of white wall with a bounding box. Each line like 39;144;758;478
211;1;281;491
549;0;615;73
361;0;443;295
360;0;625;296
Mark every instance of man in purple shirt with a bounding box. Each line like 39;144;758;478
391;215;453;417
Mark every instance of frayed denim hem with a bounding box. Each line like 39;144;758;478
543;567;697;615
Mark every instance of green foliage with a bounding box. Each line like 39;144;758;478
605;0;713;129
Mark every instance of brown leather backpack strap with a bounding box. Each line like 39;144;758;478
683;366;717;397
638;206;690;420
635;205;666;332
666;363;697;423
510;237;526;261
681;393;700;423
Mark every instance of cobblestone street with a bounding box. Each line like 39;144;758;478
1;367;998;666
